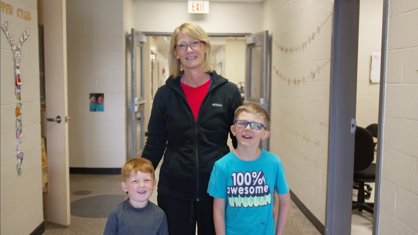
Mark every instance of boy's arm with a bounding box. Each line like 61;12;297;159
213;198;226;235
273;192;279;225
275;193;290;235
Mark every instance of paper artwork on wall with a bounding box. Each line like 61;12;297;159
370;52;381;84
1;21;30;175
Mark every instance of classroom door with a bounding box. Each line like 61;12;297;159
42;0;70;225
245;31;271;149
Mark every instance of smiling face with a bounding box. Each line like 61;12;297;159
121;171;155;208
231;111;270;148
174;33;206;71
97;96;104;104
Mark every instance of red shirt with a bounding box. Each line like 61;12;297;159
180;79;211;120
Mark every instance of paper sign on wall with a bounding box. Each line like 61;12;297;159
370;52;381;84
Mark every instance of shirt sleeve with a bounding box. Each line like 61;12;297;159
207;162;227;199
275;161;289;195
141;89;168;168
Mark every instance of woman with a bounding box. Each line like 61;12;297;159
141;22;242;235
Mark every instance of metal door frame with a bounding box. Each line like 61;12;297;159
325;1;359;234
245;30;271;150
127;29;146;158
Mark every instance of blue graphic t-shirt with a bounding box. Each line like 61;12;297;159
207;150;289;235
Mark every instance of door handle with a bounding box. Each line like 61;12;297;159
46;115;62;124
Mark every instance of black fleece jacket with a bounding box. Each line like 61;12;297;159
142;71;242;201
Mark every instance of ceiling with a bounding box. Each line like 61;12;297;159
135;0;261;53
134;0;264;2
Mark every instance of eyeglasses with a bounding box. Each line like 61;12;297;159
175;41;201;52
234;120;266;130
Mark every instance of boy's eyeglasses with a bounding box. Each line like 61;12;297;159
175;41;201;52
234;120;266;130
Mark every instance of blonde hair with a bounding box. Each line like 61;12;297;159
169;22;214;77
121;157;155;181
234;102;270;129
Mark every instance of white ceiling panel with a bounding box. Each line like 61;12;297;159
134;0;264;2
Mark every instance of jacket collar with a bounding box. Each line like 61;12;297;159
166;71;227;92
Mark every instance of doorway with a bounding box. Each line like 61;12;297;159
325;0;384;234
126;31;250;152
38;0;71;226
244;30;271;150
351;0;383;234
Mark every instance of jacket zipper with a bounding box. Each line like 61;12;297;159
195;121;200;202
176;82;202;202
194;80;215;202
171;74;222;202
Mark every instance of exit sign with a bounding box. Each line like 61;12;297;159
188;1;210;14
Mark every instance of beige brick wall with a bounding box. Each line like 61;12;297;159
379;1;418;234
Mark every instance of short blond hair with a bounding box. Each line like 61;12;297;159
121;157;155;181
169;22;214;77
234;102;270;129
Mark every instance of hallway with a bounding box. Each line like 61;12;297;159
43;173;372;234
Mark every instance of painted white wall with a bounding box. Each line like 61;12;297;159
131;1;262;34
67;0;128;167
124;0;133;32
153;48;169;93
0;0;44;234
356;0;382;128
379;2;418;234
225;39;246;85
213;45;226;76
263;0;333;224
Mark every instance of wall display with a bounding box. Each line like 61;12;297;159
89;93;105;112
273;60;329;85
274;13;332;54
273;13;332;85
1;21;30;175
370;52;381;84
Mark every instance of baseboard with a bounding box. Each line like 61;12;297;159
290;190;325;234
30;222;45;235
70;167;121;174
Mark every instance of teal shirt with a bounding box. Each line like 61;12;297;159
208;150;289;235
90;103;104;112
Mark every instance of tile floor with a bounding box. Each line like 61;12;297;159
42;174;373;234
351;182;375;235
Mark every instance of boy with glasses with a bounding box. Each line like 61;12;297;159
208;102;290;235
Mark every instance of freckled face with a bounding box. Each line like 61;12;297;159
121;171;155;208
